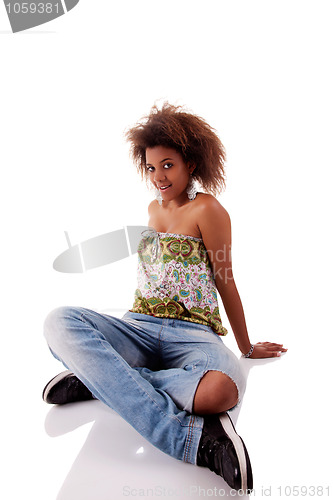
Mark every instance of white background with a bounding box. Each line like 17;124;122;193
1;1;332;499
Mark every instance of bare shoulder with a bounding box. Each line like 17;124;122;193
148;199;159;216
196;193;230;225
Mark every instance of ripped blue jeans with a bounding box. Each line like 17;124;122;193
44;307;246;465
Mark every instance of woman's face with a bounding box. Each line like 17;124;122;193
145;146;194;204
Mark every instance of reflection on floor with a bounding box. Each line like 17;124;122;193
45;400;241;499
42;346;328;500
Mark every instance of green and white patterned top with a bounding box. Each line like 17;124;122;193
130;230;227;336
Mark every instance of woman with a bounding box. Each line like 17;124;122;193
43;103;287;492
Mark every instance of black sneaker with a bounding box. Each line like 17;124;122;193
197;412;253;491
42;370;94;405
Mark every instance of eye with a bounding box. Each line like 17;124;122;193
146;166;155;173
163;163;173;169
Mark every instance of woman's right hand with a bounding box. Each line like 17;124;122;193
249;342;288;358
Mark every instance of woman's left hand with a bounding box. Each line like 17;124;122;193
249;342;288;359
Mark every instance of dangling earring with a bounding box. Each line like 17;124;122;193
155;188;163;206
186;176;197;201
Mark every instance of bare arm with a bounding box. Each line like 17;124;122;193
198;196;287;358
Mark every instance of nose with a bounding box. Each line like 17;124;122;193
153;167;167;183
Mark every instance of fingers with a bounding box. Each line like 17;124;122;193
251;342;288;359
256;342;288;352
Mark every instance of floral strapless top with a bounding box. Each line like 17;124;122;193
130;230;227;336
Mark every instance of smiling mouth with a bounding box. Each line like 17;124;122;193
158;185;172;191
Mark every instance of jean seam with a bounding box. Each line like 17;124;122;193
183;415;195;463
157;320;164;351
78;311;112;351
183;348;210;413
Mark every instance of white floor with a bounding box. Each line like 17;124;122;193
2;2;333;499
5;327;330;500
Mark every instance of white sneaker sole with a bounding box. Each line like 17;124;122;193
219;413;248;491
